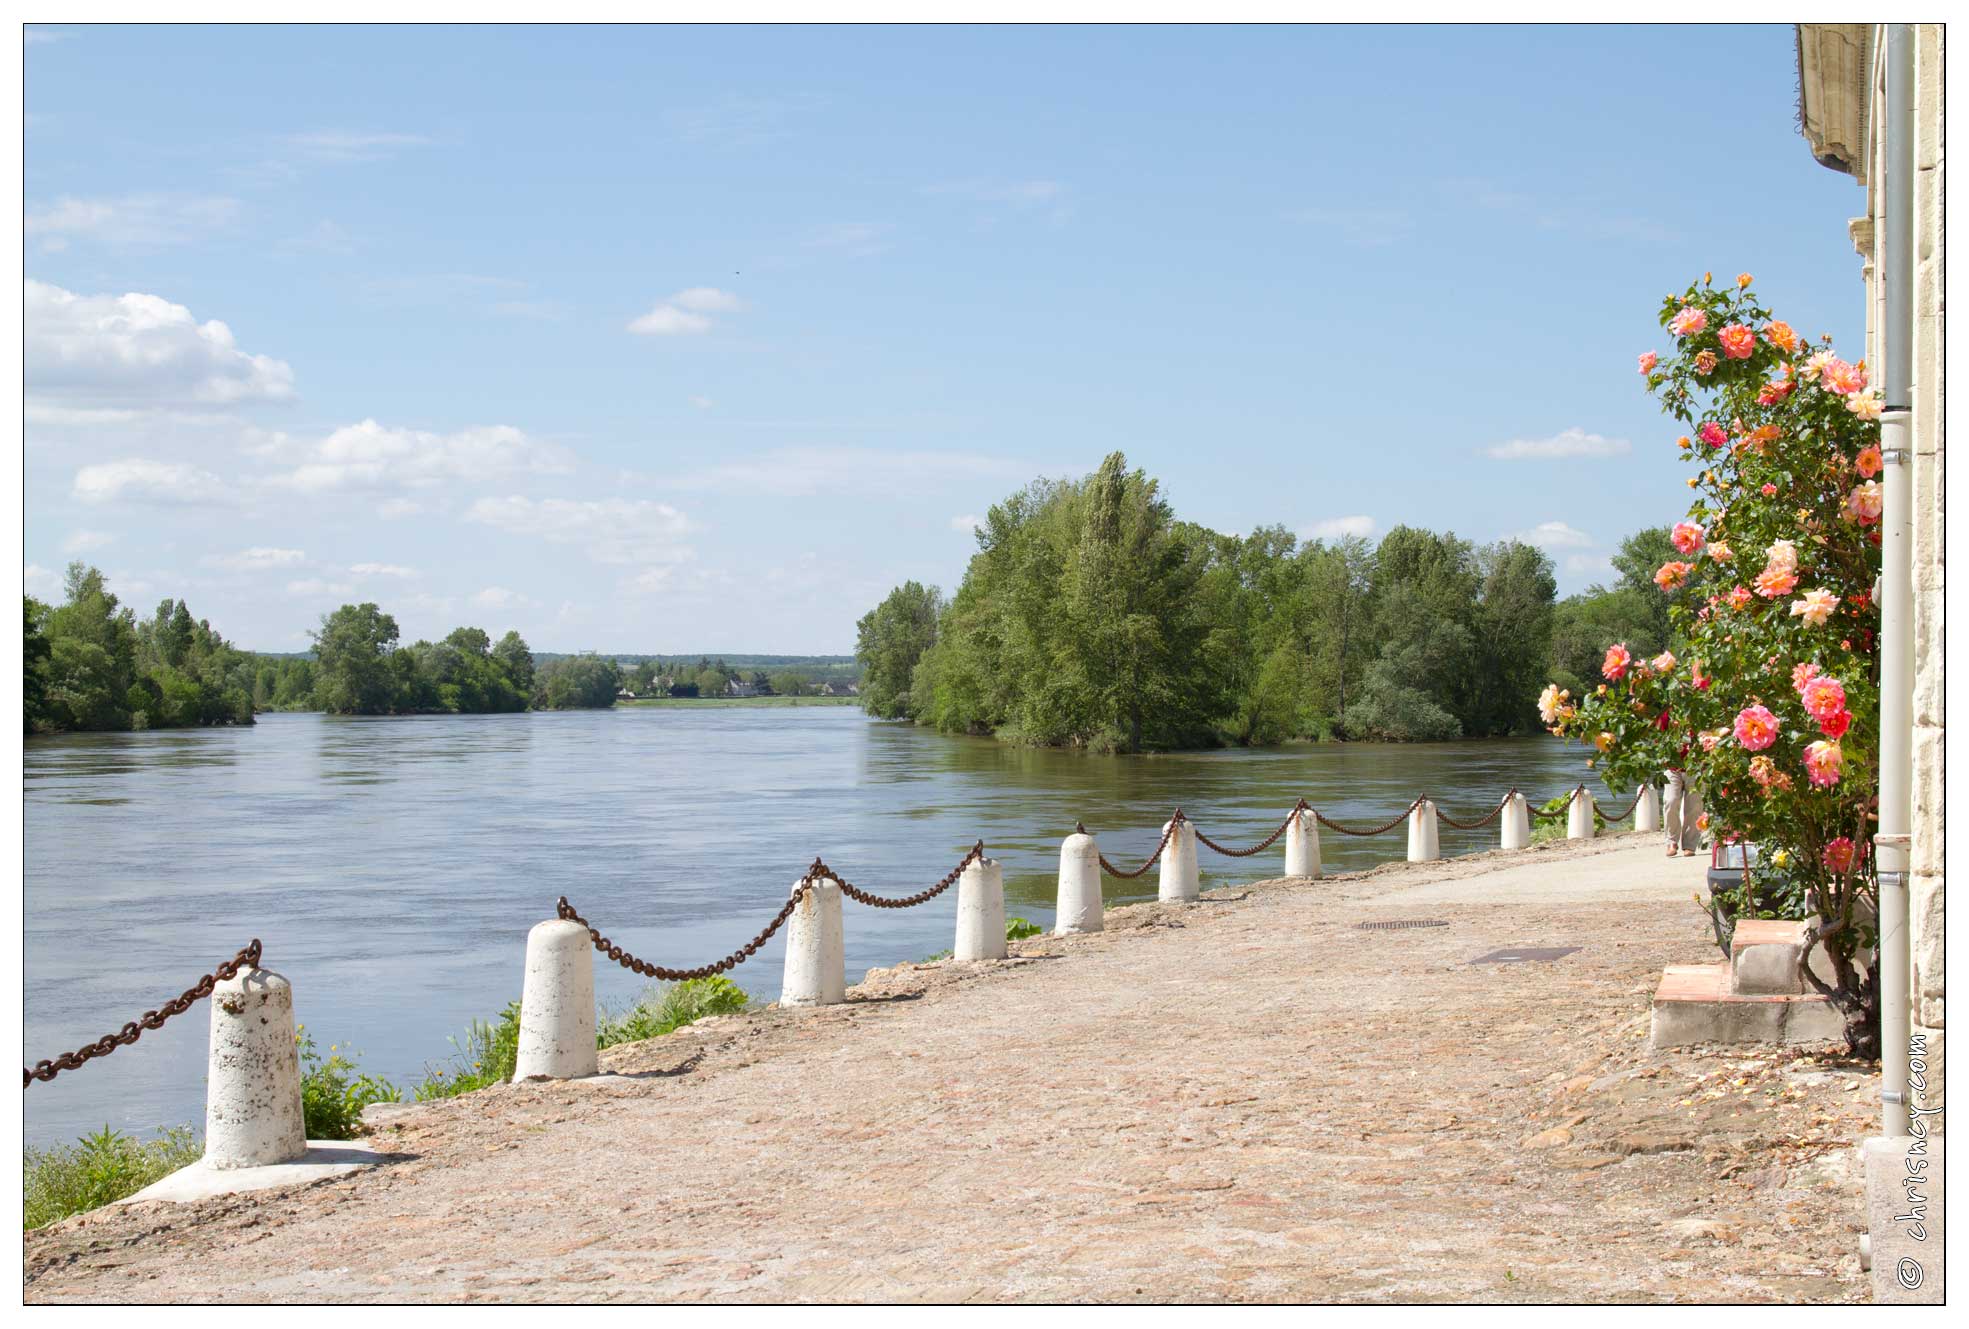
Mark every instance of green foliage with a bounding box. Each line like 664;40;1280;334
309;602;542;715
596;977;751;1049
413;1001;523;1100
295;1028;401;1140
1005;916;1042;941
861;455;1569;751
856;581;944;719
535;655;620;709
26;567;256;734
23;1125;203;1230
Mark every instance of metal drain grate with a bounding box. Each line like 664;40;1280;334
1355;919;1450;931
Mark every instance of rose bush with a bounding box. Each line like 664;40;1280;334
1540;273;1883;1054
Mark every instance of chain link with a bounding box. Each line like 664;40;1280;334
24;939;264;1088
1528;785;1585;821
809;842;986;909
1314;797;1424;837
1597;791;1644;821
1097;811;1183;879
1193;801;1305;858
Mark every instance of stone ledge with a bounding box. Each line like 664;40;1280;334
1650;963;1848;1048
118;1141;393;1206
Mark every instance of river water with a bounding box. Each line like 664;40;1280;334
22;708;1615;1147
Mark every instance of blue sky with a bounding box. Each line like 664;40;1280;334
23;22;1869;653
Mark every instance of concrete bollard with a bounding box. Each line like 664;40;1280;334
1500;791;1531;850
514;918;598;1081
1055;826;1104;934
1158;816;1200;904
1568;787;1597;840
205;966;307;1170
954;857;1008;961
1633;783;1662;832
1406;799;1440;862
781;875;845;1007
1284;807;1321;878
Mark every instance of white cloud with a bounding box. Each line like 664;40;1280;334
627;287;745;336
688;395;715;410
671;446;1022;498
626;305;711;336
25;194;239;249
24;564;61;598
73;458;239;507
1486;427;1631;461
27;402;144;426
924;179;1066;205
204;546;308;572
26;280;295;408
469;586;537;611
1513;521;1594;550
950;514;983;533
285;130;433;163
465;495;694;567
286;578;355;597
1302;514;1377;541
1563;553;1617;581
350;562;417;578
270;419;571;493
377;498;424;519
661;94;827;148
280;219;355;254
61;530;114;553
804;222;891;256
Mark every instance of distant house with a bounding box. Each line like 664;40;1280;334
725;680;760;698
616;687;637;700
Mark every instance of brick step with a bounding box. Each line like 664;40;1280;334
1648;962;1847;1048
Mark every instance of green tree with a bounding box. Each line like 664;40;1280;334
23;597;51;733
537;656;620;709
855;582;943;719
311;604;402;715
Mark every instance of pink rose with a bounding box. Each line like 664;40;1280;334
1803;740;1843;787
1733;704;1779;751
1601;643;1632;681
1718;323;1756;359
1668;306;1708;337
1638;351;1659;374
1822;837;1857;874
1670;521;1706;555
1799;675;1847;722
1697;421;1728;448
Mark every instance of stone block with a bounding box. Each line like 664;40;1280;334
1649;962;1848;1049
1734;943;1804;995
1862;1134;1943;1303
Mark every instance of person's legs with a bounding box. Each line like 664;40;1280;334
1663;771;1686;856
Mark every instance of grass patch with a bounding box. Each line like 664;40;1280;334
24;1125;202;1230
596;976;751;1048
297;1027;402;1139
413;1000;523;1101
1005;916;1042;941
1529;793;1608;845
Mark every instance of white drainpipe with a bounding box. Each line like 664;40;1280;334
1873;22;1915;1139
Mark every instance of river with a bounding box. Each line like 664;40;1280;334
22;708;1618;1148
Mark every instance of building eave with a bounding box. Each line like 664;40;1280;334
1796;22;1873;183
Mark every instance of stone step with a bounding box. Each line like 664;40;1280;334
1730;919;1810;995
1648;962;1848;1048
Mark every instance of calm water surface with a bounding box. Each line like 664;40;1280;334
23;709;1612;1146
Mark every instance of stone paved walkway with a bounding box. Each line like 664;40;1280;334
23;833;1876;1303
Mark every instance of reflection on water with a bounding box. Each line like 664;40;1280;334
23;709;1609;1147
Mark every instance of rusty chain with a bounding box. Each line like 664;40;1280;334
558;843;988;981
24;939;263;1088
1314;797;1424;838
1528;785;1585;820
1193;801;1305;858
1097;810;1184;879
1597;790;1644;822
808;842;985;909
1434;792;1513;831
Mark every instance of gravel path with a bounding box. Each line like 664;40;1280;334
24;833;1876;1303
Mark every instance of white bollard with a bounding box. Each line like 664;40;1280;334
781;875;845;1007
205;966;307;1170
514;918;598;1081
1568;787;1598;840
1406;799;1441;862
954;857;1008;961
1500;791;1531;850
1158;815;1200;904
1633;783;1662;832
1284;806;1322;878
1055;825;1104;934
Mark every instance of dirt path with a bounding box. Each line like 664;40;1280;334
24;833;1876;1303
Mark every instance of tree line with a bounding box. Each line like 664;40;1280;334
855;452;1672;753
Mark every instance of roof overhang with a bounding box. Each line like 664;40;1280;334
1796;23;1874;182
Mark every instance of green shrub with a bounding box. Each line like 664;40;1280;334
1528;792;1609;845
1005;916;1042;941
413;1000;522;1101
23;1125;202;1229
296;1028;401;1139
597;977;751;1049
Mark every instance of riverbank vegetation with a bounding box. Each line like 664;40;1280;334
23;565;257;735
856;453;1669;752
